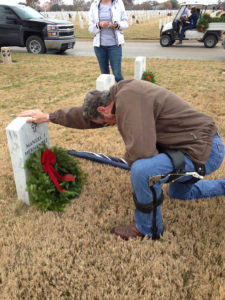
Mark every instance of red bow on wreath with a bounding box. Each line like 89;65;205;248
41;148;75;192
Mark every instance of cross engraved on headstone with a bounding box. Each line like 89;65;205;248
6;117;50;205
31;122;37;133
96;74;115;91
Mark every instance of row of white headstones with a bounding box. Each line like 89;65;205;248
6;56;147;205
43;10;176;30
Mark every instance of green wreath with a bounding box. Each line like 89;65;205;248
196;14;211;32
25;145;86;212
142;70;156;84
196;14;225;33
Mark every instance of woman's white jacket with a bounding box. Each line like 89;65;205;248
88;0;128;47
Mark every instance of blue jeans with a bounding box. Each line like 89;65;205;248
131;135;225;237
179;24;195;41
94;45;124;82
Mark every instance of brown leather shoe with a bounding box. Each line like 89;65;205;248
111;223;145;240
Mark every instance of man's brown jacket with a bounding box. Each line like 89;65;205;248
49;79;217;167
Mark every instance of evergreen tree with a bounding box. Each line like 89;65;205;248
171;0;179;9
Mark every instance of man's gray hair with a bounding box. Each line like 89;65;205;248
83;90;111;120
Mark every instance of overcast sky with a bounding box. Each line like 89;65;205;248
0;0;72;4
0;0;220;6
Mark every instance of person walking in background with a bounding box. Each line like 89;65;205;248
88;0;128;82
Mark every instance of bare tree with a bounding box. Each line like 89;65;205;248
26;0;40;9
123;0;133;10
72;0;91;10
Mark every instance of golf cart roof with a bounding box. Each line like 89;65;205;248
174;3;206;22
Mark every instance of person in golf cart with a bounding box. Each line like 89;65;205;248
181;5;190;18
176;6;198;45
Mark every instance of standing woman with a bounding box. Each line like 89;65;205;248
88;0;128;82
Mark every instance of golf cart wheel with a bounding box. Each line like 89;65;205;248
222;37;225;49
204;35;218;48
26;35;46;54
160;35;171;47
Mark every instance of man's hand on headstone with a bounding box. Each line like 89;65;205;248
18;109;49;124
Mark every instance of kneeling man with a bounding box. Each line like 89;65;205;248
19;79;225;240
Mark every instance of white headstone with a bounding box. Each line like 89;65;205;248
96;74;115;91
72;12;76;23
159;19;162;29
78;12;84;29
1;47;12;64
134;56;146;80
6;117;50;205
130;16;133;25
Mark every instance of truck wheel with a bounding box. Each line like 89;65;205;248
204;35;218;48
160;35;171;47
26;36;46;54
58;49;66;54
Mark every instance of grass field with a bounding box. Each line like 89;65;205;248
0;53;225;299
73;17;162;40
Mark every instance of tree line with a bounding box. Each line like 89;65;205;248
19;0;180;11
21;0;225;12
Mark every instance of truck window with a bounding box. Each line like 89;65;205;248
12;6;45;20
0;7;18;24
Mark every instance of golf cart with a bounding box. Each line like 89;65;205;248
160;3;225;48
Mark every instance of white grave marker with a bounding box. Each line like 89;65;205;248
72;12;76;23
130;16;133;25
134;56;146;80
6;117;50;205
78;12;84;29
96;74;115;91
159;19;162;29
1;47;12;64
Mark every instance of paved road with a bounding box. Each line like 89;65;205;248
11;39;225;61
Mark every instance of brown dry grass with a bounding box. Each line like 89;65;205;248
0;53;225;299
73;17;161;39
